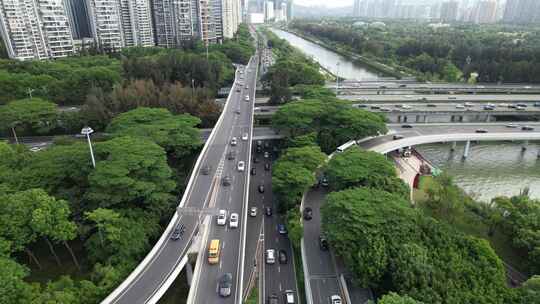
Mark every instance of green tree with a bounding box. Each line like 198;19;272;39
286;209;302;249
424;174;465;223
272;161;315;212
321;186;509;303
85;136;176;215
0;257;33;304
0;98;58;140
377;293;425;304
106;107;202;158
30;192;79;269
85;208;159;264
325;149;408;197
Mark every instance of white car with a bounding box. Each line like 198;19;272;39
242;133;248;141
237;161;245;172
266;249;275;264
245;85;249;89
217;210;227;226
285;290;295;303
330;295;342;304
506;123;519;128
244;95;250;101
455;104;465;109
229;213;239;228
250;207;257;217
230;137;237;146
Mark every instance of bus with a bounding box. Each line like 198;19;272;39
208;239;221;264
336;140;357;153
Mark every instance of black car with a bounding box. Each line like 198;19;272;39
251;167;256;175
475;129;488;133
279;250;288;264
319;235;329;250
222;176;231;186
265;206;273;216
201;165;211;175
256;146;263;153
253;157;260;163
218;273;233;297
170;227;181;240
264;163;271;171
258;184;265;193
264;141;271;149
303;207;313;220
522;125;535;131
227;151;236;160
393;134;405;140
401;124;413;129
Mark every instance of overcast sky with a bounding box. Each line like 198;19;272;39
294;0;353;7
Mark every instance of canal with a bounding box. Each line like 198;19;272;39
270;28;540;202
270;28;380;81
416;143;540;202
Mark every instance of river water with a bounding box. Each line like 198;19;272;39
271;28;540;202
270;28;381;80
416;143;540;202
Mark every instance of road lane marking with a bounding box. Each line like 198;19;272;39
279;283;282;291
219;260;222;269
278;266;280;273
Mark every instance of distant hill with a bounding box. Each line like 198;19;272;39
293;4;353;18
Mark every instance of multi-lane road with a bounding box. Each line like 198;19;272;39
188;56;258;304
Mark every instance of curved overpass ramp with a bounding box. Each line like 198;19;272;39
359;123;540;153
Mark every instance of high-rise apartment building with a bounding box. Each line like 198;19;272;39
222;0;234;38
475;0;497;23
440;1;459;22
64;0;91;38
119;0;154;47
86;0;154;49
86;0;124;50
153;0;198;48
503;0;540;24
0;0;74;60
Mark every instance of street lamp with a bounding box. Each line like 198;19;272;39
81;126;96;168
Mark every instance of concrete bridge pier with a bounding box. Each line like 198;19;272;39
186;260;193;286
522;140;529;151
463;140;471;159
451;141;457;151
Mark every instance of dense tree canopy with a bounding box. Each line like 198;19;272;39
106;107;202;158
325;149;409;198
0;98;58;136
321;187;510;303
292;21;540;83
489;194;540;274
272;145;326;211
272;99;387;153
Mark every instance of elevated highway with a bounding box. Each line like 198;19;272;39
100;56;258;304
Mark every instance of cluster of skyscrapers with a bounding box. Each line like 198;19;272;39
353;0;539;25
0;0;245;61
246;0;292;24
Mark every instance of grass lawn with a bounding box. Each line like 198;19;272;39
413;175;528;273
245;282;258;304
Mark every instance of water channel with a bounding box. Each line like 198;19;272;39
270;28;381;80
271;28;540;202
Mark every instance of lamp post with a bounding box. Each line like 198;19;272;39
81;126;96;168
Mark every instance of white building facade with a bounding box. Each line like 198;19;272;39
0;0;74;60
